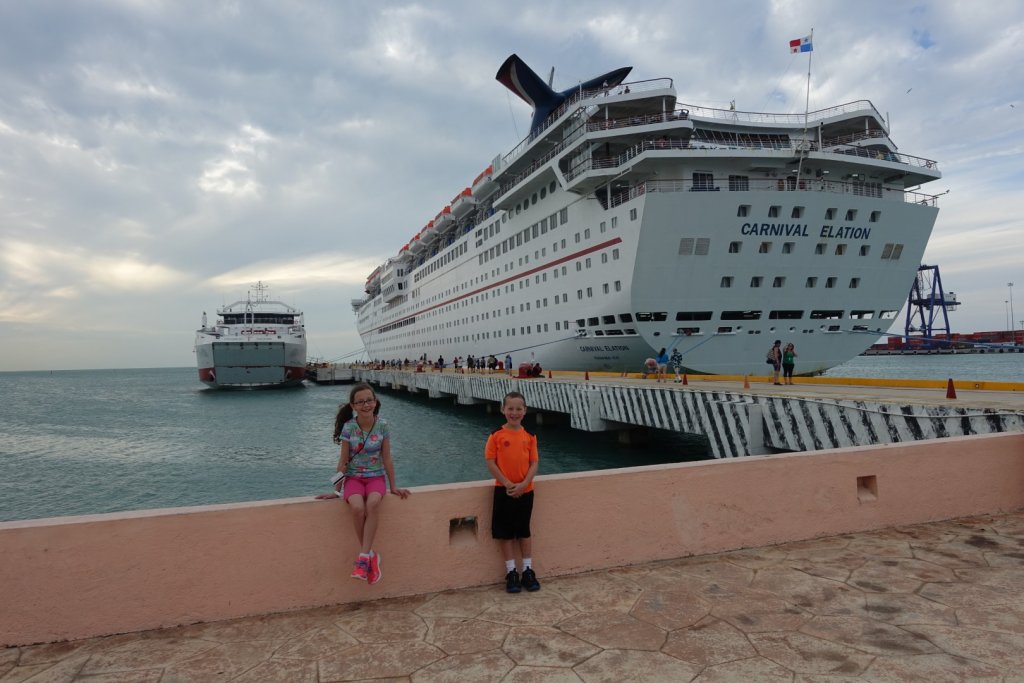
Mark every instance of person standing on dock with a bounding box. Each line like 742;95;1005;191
486;391;541;594
767;340;782;385
670;348;684;382
655;347;669;383
782;343;797;385
505;353;513;376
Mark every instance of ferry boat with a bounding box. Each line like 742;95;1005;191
195;282;307;388
352;54;942;374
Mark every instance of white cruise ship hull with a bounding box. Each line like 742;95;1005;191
353;55;942;376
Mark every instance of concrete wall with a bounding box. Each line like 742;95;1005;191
2;433;1023;646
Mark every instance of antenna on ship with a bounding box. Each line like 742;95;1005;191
794;28;814;183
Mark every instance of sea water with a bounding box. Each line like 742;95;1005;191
0;368;707;522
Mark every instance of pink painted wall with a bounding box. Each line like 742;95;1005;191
2;433;1023;646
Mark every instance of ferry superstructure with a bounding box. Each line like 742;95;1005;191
352;54;942;374
195;282;307;389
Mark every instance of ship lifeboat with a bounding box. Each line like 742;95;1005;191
419;220;437;245
471;165;497;199
408;232;424;253
433;206;453;231
397;243;411;257
450;187;476;219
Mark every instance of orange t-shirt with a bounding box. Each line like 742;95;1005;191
485;426;538;493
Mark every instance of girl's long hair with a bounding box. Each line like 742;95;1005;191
332;382;381;444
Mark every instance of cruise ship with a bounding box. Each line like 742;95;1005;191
352;54;942;374
195;282;307;389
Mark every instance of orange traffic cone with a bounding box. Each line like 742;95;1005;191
682;374;688;385
743;374;750;389
585;371;590;381
547;370;552;379
946;378;957;399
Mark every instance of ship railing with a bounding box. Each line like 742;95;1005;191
586;108;690;132
500;78;674;167
679;99;886;127
608;178;940;209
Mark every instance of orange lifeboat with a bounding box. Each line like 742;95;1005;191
450;187;476;219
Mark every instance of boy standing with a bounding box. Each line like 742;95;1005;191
486;391;540;593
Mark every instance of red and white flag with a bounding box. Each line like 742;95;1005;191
789;35;813;53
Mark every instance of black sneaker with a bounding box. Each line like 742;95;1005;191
521;567;540;592
505;569;521;593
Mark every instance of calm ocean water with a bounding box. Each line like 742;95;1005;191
0;368;708;522
2;354;1020;523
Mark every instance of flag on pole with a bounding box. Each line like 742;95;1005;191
789;35;813;53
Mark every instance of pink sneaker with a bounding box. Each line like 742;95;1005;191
367;552;382;585
350;557;370;581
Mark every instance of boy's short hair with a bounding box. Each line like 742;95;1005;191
502;391;526;408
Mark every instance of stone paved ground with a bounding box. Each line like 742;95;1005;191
4;511;1024;682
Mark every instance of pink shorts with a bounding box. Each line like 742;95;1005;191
343;475;386;501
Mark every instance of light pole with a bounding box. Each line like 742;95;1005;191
1006;300;1011;332
1009;283;1015;340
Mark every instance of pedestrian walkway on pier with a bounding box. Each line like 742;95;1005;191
5;511;1023;681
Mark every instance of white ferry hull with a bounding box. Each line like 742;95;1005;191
195;338;307;389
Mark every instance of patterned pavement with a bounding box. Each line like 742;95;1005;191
3;511;1024;682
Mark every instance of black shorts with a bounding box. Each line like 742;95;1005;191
491;487;534;539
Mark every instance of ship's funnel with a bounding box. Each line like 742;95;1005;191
496;54;632;136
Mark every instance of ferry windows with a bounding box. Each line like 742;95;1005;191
870;210;881;223
552;242;558;253
859;245;870;256
750;276;763;287
825;208;836;220
773;277;786;288
560;208;568;224
516;204;521;215
692;172;713;190
768;205;781;218
737;205;750;217
676;311;712;321
849;278;860;288
603;283;610;294
695;238;710;255
578;290;583;300
585;257;592;268
540;187;546;199
835;244;847;255
846;209;857;221
805;277;818;288
550;213;558;228
600;221;607;233
769;310;803;319
630;208;637;221
541;219;548;234
814;243;826;255
561;239;566;249
825;277;837;288
584;228;591;239
729;176;750;192
523;229;531;244
717;326;734;334
880;310;898;319
851;310;874;319
516;234;522;247
532;224;539;238
810;310;843;319
722;310;763;320
782;242;795;254
720;276;734;288
758;242;771;253
586;317;599;326
792;206;804;219
562;293;568;302
612;248;620;260
729;241;742;253
553;269;558;279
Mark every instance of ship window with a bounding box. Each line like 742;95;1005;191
603;315;615;324
677;327;701;335
717;326;734;334
540;218;548;233
692;171;713;190
806;277;818;288
585;228;591;239
891;244;904;259
605;329;624;335
824;324;841;332
849;278;860;288
810;310;843;319
750;276;763;287
721;310;762;320
773;277;786;288
729;176;749;191
577;290;583;300
516;204;521;215
576;319;585;328
619;313;633;323
860;245;870;256
695;238;710;255
601;253;608;264
550;181;557;193
826;208;836;220
881;243;894;259
594;330;604;336
630;208;637;220
611;216;618;228
613;248;620;259
782;242;794;253
880;309;898;319
851;310;874;319
825;277;837;288
586;287;593;298
540;187;546;199
769;310;803;319
624;328;637;334
721;276;733;288
870;210;881;222
588;317;599;326
531;193;537;205
575;232;581;243
759;242;771;253
768;205;780;217
792;206;804;219
835;244;847;255
600;221;607;233
737;204;750;217
679;238;694;255
576;262;582;272
815;243;826;255
675;311;712;321
560;208;568;224
532;224;539;238
846;209;857;221
585;257;591;268
728;241;741;253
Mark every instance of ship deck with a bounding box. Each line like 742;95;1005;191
6;509;1023;680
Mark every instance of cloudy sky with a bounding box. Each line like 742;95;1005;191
1;1;1022;371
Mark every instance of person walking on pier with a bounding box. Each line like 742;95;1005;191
486;391;541;594
767;340;782;385
655;347;669;382
670;348;684;382
318;383;411;585
782;342;797;385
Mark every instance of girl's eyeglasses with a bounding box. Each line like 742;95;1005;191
352;398;376;406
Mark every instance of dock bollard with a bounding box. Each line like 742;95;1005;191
946;378;957;399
